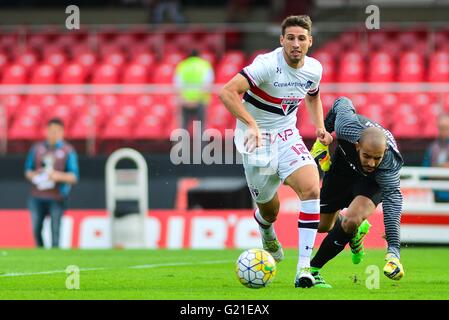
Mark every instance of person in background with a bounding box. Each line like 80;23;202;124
423;114;449;202
174;49;215;133
151;0;185;24
24;118;79;248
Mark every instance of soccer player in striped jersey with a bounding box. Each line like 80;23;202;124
219;15;333;288
309;96;405;288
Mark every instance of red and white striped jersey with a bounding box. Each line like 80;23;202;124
238;47;322;133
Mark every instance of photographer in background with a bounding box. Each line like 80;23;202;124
24;118;79;248
423;114;449;202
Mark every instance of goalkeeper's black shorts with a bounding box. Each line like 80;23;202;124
319;160;382;214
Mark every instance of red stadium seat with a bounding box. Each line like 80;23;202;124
0;34;18;52
116;104;139;121
199;33;225;55
337;51;365;82
381;40;402;58
142;34;165;54
26;34;48;50
8;114;42;140
44;51;67;71
113;33;137;51
150;102;176;122
15;50;39;71
0;51;9;74
358;104;388;127
151;63;175;84
93;94;119;116
370;92;399;109
368;51;395;82
172;33;197;53
339;31;361;50
30;63;57;84
320;93;338;113
443;93;449;113
122;63;149;84
98;43;123;59
92;63;119;84
73;50;97;70
59;94;89;109
45;104;73;127
134;114;167;139
130;52;156;70
390;103;420;137
0;94;22;122
221;50;245;68
161;51;186;66
347;93;369;109
67;113;99;140
434;31;449;51
398;51;424;82
120;94;155;109
428;51;449;82
199;50;217;67
2;63;27;84
60;63;87;84
367;31;390;51
101;114;132;139
103;52;126;68
312;50;336;83
215;63;241;84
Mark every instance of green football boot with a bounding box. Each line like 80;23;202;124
310;267;332;288
349;220;372;265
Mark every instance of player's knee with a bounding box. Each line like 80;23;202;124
318;221;334;233
300;186;320;200
342;216;362;234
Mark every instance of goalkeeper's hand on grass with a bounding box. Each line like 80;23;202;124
310;138;331;172
383;253;404;281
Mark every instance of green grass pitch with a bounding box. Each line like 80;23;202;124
0;248;448;300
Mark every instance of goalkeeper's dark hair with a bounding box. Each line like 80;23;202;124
47;117;64;128
281;15;312;36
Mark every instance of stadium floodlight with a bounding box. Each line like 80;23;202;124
106;148;148;248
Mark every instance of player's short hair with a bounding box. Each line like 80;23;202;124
47;117;64;128
281;15;312;36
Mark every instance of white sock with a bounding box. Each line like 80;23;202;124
254;209;276;241
297;199;320;271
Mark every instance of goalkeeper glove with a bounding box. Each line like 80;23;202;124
383;253;404;281
310;138;331;172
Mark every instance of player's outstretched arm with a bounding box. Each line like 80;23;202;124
305;91;332;146
219;74;261;153
376;169;405;280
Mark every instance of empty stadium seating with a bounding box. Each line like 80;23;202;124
0;26;447;154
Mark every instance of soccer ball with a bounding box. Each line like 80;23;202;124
235;248;277;288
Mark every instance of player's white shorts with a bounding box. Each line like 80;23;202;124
236;127;316;204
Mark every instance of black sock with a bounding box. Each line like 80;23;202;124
311;216;354;269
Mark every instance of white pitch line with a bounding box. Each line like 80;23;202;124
0;267;106;278
0;260;233;278
129;259;232;269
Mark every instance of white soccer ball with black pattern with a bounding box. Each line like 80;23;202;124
235;248;277;288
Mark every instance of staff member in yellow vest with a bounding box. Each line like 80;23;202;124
174;49;215;132
24;118;79;248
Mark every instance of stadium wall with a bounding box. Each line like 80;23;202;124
1;208;448;249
